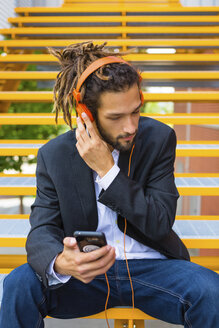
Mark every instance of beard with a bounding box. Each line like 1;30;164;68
95;116;137;152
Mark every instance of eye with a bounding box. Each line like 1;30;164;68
108;116;122;121
132;109;140;115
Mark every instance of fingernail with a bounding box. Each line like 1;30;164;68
81;112;87;118
69;237;75;246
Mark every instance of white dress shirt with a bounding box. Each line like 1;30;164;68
47;149;166;285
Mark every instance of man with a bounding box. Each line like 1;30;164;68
0;42;218;328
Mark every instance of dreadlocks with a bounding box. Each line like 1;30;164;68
48;41;140;129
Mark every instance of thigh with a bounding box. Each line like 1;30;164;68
122;259;219;325
46;268;120;319
0;263;46;328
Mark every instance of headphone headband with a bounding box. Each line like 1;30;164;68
73;56;133;102
72;55;143;122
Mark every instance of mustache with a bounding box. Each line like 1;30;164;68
117;130;138;139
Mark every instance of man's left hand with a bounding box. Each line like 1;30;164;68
75;113;114;178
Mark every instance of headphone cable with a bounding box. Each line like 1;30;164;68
104;144;135;326
124;144;135;309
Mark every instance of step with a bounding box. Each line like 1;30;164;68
0;218;218;249
1;26;219;37
63;0;180;4
0;256;218;272
1;54;219;63
0;140;47;156
1;39;219;50
14;6;219;15
63;0;180;3
0;140;218;157
0;174;218;196
0;113;218;125
175;174;219;196
8;15;219;26
1;214;218;220
2;71;219;80
1;91;219;103
176;141;219;157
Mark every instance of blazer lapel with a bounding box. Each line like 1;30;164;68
70;146;98;231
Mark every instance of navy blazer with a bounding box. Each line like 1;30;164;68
26;117;190;288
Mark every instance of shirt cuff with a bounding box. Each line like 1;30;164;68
46;255;71;286
95;164;120;190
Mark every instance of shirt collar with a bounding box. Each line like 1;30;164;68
112;149;120;165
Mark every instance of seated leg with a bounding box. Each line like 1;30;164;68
0;263;46;328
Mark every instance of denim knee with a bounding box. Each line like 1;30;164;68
4;263;37;290
3;263;43;305
0;264;46;328
199;270;219;305
188;267;219;309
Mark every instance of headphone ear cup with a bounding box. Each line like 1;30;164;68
140;90;144;106
76;103;94;122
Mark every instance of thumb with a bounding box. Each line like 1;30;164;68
63;237;78;250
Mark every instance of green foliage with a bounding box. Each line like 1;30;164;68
141;87;174;128
143;101;173;114
0;65;66;172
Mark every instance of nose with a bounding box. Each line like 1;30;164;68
123;116;137;135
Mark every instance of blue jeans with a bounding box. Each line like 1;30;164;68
0;259;218;328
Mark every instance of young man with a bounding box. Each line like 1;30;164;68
0;42;218;328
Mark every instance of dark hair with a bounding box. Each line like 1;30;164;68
49;41;140;129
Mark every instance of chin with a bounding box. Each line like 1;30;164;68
115;141;134;152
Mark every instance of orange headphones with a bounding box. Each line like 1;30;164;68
72;56;144;122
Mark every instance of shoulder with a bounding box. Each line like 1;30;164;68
136;117;176;155
138;116;174;138
38;130;76;159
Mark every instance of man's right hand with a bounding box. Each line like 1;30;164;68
54;237;116;284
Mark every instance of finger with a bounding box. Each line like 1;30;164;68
75;126;87;146
81;113;97;139
91;247;116;271
81;247;116;279
86;245;113;262
80;255;116;284
75;135;84;149
73;247;115;283
74;245;112;266
81;245;115;271
63;237;79;252
75;128;79;141
76;117;90;143
75;127;85;146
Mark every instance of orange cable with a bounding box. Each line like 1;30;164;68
104;272;110;328
104;143;136;327
124;219;135;309
124;144;135;309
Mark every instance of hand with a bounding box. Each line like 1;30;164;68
75;113;114;178
54;237;116;284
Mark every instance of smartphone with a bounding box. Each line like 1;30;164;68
73;231;107;253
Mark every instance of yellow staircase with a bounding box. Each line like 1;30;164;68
0;0;219;326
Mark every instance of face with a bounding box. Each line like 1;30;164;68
95;83;142;152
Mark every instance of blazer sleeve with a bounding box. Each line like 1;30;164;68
26;149;64;288
98;128;179;242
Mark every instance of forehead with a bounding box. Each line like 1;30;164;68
98;84;140;115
